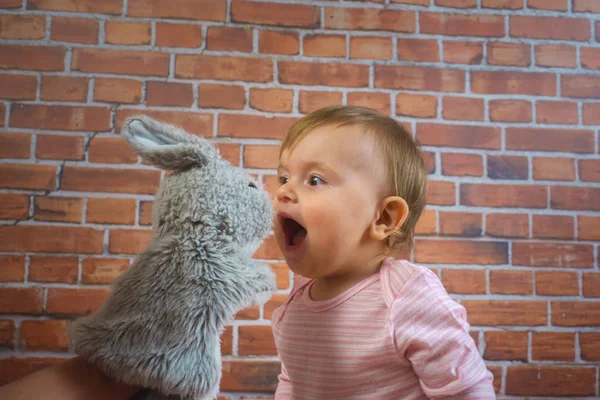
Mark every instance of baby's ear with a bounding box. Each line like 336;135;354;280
122;115;218;170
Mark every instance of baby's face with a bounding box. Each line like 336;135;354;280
273;124;388;279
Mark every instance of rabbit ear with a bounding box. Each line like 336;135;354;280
122;115;218;170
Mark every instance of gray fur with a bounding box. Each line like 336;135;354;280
70;115;276;400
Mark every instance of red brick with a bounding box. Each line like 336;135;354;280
506;366;595;396
298;91;342;114
73;48;168;76
176;55;272;82
511;16;589;41
238;326;277;356
0;255;25;282
250;88;293;113
232;0;318;28
426;180;455;205
486;213;529;238
583;103;600;125
215;143;241;166
579;159;600;182
36;135;84;161
487;155;527;180
443;41;483;64
116;109;213;137
396;93;437;118
94;78;142;104
0;0;22;8
442;97;484;121
489;100;532;122
580;332;600;361
442;268;485;294
0;357;67;385
271;263;290;290
0;193;28;220
490;270;532;295
439;212;481;236
536;271;579;296
0;132;30;159
421;12;504;37
20;320;70;351
436;0;477;8
109;229;152;254
87;198;136;225
583;273;600;297
10;104;110;131
578;216;600;240
507;128;593;153
105;21;150;45
529;0;567;10
220;361;280;392
207;26;252;52
29;256;77;284
221;326;232;355
128;0;226;21
553;301;600;327
461;184;546;208
463;300;547;326
279;61;368;88
82;257;130;284
0;320;15;349
415;209;436;235
347;92;391;115
34;197;83;223
254;235;283;260
146;81;193;107
398;38;439;62
551;186;600;211
325;8;415;32
0;14;44;39
532;157;575;181
259;31;299;55
264;294;288;320
46;288;110;315
487;42;530;66
236;306;259;320
0;226;103;254
417;123;500;149
89;137;137;164
376;66;464;92
51;16;98;44
40;76;88;102
513;242;593;268
0;102;5;125
304;34;345;58
0;164;56;191
483;331;528;360
0;44;65;71
562;74;600;99
350;37;392;60
198;83;245;110
0;288;43;314
574;0;600;11
532;215;573;239
391;0;428;4
218;114;297;140
442;153;483;176
62;166;160;195
472;71;555;96
0;73;37;100
243;145;279;169
156;23;202;48
535;44;577;68
536;100;578;125
29;0;121;13
415;239;507;265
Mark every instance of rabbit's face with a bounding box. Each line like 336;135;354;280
153;160;273;254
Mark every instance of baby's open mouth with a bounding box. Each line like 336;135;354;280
281;216;307;247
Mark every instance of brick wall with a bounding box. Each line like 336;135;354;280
0;0;599;398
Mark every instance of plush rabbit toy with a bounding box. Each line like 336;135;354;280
70;116;276;400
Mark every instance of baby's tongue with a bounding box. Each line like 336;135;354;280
291;229;307;246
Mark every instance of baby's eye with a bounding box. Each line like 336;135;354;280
278;176;289;185
308;176;325;186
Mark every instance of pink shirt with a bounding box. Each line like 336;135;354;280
271;258;495;399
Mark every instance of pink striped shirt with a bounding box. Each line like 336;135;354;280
271;258;495;399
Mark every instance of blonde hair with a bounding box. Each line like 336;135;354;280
280;105;428;252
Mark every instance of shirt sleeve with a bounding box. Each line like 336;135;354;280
390;269;495;399
274;361;293;399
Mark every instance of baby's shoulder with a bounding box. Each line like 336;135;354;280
379;257;443;307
